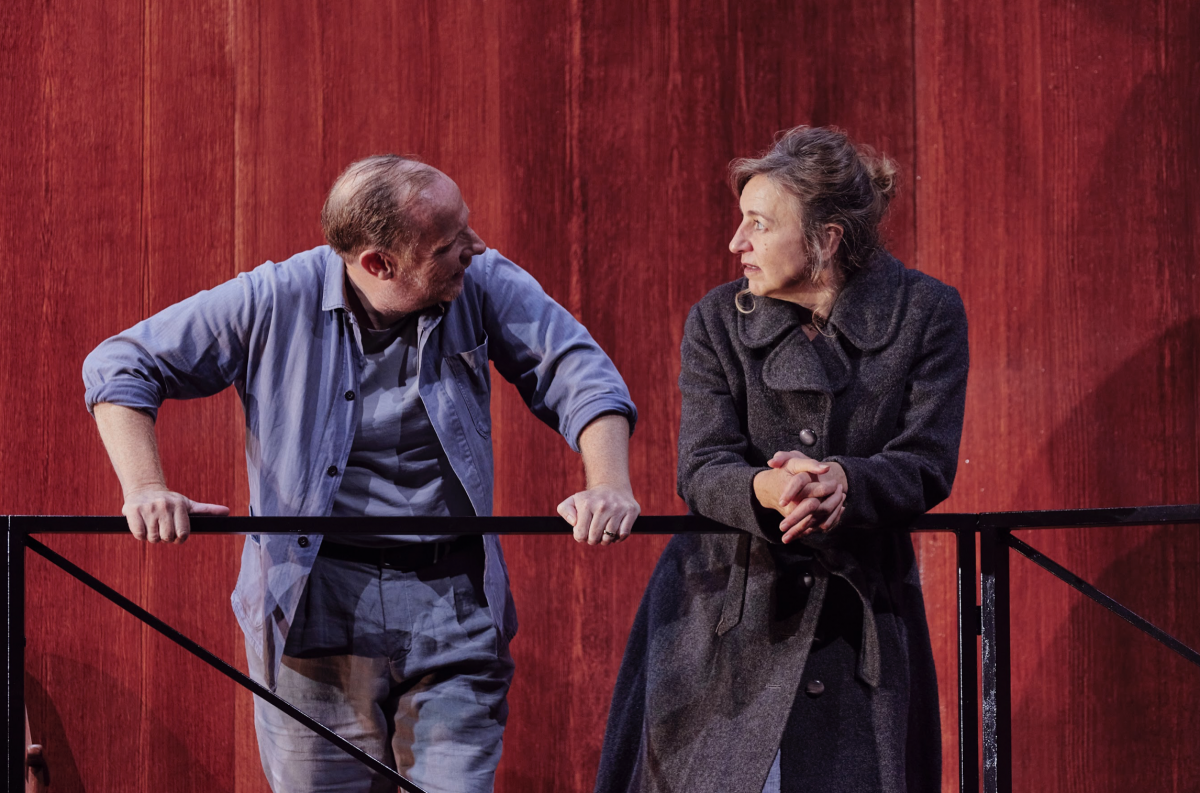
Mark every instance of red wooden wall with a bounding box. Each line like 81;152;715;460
917;0;1200;788
1;0;1196;791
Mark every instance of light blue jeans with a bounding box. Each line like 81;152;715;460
247;544;514;793
762;750;781;793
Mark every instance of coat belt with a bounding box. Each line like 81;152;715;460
716;534;881;688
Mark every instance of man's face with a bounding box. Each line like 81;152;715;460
400;175;486;308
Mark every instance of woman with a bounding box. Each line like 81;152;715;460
595;127;968;793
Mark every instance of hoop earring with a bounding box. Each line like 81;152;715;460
734;288;757;315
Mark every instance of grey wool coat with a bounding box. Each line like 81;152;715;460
594;252;969;793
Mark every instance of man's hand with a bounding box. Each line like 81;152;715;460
122;488;230;543
559;413;640;546
94;403;229;544
557;484;640;546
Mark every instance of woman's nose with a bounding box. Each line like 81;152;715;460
729;227;748;254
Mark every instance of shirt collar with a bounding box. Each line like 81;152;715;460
320;247;351;313
320;245;451;324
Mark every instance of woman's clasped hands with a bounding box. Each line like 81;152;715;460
753;450;848;543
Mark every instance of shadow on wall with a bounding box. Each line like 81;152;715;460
1053;0;1198;509
26;655;229;793
1004;0;1200;765
1038;319;1200;508
1012;320;1200;791
1012;530;1200;789
24;672;78;791
1033;0;1198;510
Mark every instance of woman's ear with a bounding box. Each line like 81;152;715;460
822;223;845;260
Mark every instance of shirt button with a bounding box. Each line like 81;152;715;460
297;536;310;548
327;465;338;477
805;680;825;697
345;390;355;401
802;573;814;588
799;429;817;447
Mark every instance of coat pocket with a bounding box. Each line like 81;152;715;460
445;337;491;437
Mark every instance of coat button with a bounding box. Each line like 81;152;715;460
327;465;338;477
805;680;825;697
297;536;310;548
802;573;814;588
798;429;817;447
345;390;355;401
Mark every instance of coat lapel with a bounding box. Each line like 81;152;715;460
738;295;833;395
764;328;832;394
735;252;908;396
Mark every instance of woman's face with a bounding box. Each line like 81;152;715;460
729;175;810;301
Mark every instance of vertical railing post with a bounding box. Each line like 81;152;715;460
957;524;979;793
6;518;25;793
980;526;1011;793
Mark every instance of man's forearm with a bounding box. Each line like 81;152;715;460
559;413;639;545
577;413;633;488
93;402;168;496
93;403;228;543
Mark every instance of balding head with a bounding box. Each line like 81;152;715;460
321;155;443;263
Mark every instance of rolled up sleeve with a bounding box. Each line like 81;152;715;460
479;251;637;451
83;273;259;420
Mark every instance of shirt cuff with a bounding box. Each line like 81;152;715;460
561;396;638;452
84;378;164;420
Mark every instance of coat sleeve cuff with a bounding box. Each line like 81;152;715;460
687;464;783;542
821;454;868;527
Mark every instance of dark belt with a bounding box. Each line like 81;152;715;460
717;535;881;688
317;535;481;572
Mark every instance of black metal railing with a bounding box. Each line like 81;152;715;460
5;508;1199;793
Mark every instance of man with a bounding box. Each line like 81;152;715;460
83;156;640;793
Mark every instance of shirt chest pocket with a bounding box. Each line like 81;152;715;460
444;337;491;437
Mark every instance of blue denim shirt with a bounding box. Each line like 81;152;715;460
82;245;637;688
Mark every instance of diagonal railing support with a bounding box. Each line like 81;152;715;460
21;536;429;793
1007;535;1200;668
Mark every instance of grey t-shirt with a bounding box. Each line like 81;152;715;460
328;312;473;546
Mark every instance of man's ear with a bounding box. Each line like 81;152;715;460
358;250;396;280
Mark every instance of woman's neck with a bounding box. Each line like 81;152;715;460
800;289;838;321
784;272;842;322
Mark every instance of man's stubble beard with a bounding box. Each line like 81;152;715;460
396;262;463;311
